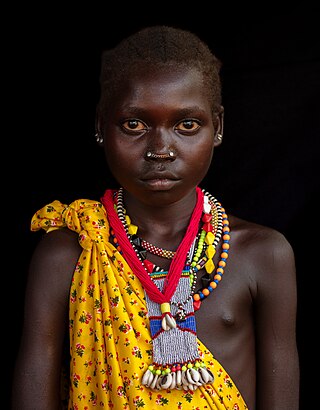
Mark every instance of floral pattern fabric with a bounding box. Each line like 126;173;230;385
31;198;248;410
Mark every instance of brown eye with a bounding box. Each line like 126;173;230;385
121;119;147;132
175;119;201;133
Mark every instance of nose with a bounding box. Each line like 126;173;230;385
145;129;176;160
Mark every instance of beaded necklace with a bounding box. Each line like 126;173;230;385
113;187;230;312
102;186;230;391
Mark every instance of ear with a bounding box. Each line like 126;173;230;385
214;106;224;147
95;110;104;146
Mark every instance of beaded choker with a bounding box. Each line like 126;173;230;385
101;187;230;391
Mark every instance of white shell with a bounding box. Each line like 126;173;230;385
176;370;182;386
190;368;200;382
161;316;169;331
161;373;173;389
186;369;195;384
188;383;196;391
141;369;152;386
169;372;176;389
156;375;163;390
181;370;189;386
165;314;177;329
198;367;210;383
207;368;214;383
150;374;159;390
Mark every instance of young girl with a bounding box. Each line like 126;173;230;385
12;25;299;409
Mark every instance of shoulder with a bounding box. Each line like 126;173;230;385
24;227;83;312
33;226;81;260
230;215;294;258
228;215;296;285
30;227;82;285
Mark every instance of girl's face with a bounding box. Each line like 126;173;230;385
100;66;222;206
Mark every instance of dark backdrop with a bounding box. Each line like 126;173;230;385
9;5;319;409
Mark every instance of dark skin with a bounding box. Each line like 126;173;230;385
12;66;299;409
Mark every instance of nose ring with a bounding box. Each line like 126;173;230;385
146;151;175;159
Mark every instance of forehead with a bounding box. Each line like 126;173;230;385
110;66;210;111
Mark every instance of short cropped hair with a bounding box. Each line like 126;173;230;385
97;25;222;117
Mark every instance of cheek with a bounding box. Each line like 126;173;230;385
186;139;214;170
192;154;213;181
105;139;140;162
103;140;143;180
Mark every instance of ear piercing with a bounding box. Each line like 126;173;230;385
95;132;104;144
146;151;175;159
216;133;223;142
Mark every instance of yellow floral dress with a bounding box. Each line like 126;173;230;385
31;198;248;410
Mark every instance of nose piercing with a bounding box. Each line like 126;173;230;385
146;151;175;159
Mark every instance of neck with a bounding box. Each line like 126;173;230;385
122;189;198;238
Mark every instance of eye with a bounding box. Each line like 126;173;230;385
175;119;201;134
121;119;148;133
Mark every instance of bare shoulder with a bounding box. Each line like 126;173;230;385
230;214;294;257
27;228;82;303
228;215;296;285
32;227;81;262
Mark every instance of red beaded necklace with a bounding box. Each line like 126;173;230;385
101;187;204;309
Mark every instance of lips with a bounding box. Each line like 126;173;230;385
142;171;179;181
141;171;180;190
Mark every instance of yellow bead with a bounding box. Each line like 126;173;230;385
205;231;215;244
128;224;138;235
125;215;131;225
160;303;170;313
205;258;215;274
205;244;216;259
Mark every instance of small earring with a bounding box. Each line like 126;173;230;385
216;133;223;142
95;132;103;144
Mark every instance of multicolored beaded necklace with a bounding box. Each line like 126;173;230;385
110;187;230;313
101;186;230;391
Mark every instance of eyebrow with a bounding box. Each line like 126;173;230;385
174;107;207;117
121;105;207;117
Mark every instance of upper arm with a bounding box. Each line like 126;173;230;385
12;228;82;409
253;230;299;409
24;228;82;342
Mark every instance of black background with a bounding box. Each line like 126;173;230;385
9;4;319;409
